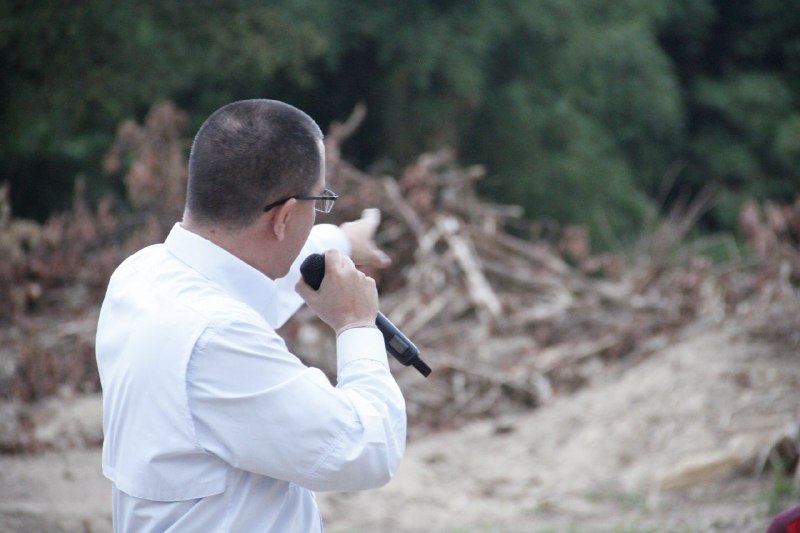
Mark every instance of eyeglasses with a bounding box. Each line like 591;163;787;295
263;188;338;214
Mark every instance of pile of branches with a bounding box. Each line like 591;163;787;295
0;102;187;406
738;197;800;349
295;106;800;434
0;101;187;323
1;102;797;443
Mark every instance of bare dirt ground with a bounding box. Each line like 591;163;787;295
1;316;797;533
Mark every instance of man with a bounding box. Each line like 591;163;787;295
96;99;407;531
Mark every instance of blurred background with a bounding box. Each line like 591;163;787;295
1;1;799;532
4;0;800;242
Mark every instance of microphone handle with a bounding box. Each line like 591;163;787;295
376;312;431;377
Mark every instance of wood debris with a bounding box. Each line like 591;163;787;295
295;105;799;435
1;102;797;458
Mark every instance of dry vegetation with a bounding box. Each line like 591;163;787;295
1;103;798;488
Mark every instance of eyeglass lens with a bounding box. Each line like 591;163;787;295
316;190;335;213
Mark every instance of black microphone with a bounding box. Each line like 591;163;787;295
300;253;431;377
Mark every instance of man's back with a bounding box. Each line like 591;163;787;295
98;240;236;502
96;224;406;532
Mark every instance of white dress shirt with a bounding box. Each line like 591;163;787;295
96;223;407;532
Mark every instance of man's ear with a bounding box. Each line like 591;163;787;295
270;199;297;241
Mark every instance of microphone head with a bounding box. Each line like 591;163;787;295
299;253;325;290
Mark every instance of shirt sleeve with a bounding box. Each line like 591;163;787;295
186;318;406;492
271;223;351;329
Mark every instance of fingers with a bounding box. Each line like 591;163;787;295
360;208;381;232
327;250;374;288
325;248;352;275
367;246;392;269
296;248;379;331
359;209;392;268
340;208;392;270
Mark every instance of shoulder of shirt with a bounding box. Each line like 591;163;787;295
109;243;273;333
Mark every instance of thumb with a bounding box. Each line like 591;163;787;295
295;276;317;301
341;208;392;269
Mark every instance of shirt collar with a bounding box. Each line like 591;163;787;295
164;223;277;324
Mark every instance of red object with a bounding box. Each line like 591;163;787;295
768;505;800;533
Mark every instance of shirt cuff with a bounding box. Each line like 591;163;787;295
336;327;388;374
310;223;351;257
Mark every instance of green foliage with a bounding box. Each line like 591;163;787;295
666;1;800;230
766;460;800;517
0;0;330;217
468;81;651;247
460;1;680;246
2;0;800;245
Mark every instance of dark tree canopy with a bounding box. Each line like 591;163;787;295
2;0;799;246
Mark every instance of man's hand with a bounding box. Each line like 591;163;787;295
340;208;392;272
295;249;379;333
